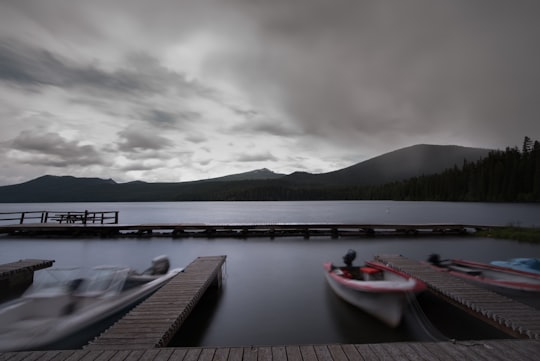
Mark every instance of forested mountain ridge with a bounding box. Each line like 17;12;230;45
366;137;540;202
285;144;491;186
0;141;537;202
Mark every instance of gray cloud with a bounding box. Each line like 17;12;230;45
117;129;174;153
9;131;104;167
1;0;539;185
210;0;540;148
142;109;202;129
145;110;179;128
0;40;148;93
185;133;207;144
237;152;278;163
0;38;221;104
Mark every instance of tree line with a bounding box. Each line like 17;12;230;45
367;136;540;202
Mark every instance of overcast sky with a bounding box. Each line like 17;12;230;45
1;1;539;186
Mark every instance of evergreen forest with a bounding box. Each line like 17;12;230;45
362;137;540;202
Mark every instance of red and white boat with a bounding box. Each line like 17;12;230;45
427;254;540;292
323;250;426;327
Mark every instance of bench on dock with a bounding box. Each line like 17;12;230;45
0;210;119;225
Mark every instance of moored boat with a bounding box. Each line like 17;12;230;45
0;255;183;351
324;250;426;327
490;258;540;275
427;254;540;292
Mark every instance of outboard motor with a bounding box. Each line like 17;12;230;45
343;249;356;267
146;255;170;275
427;253;441;266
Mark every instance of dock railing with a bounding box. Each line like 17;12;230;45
0;210;119;225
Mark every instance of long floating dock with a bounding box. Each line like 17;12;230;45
85;255;226;350
375;254;540;340
0;339;539;360
0;222;492;238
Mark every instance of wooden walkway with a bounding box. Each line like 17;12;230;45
0;259;55;299
0;339;538;360
375;255;540;340
85;256;227;350
1;256;539;360
0;222;492;238
0;259;55;278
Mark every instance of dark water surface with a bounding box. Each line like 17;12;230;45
1;201;539;347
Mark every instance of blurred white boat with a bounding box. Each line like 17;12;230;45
0;255;182;351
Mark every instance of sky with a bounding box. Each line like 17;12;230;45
1;1;539;186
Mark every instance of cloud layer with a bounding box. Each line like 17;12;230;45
1;0;539;185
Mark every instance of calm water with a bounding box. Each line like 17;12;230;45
1;201;539;347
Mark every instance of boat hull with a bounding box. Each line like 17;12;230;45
323;262;424;327
491;258;540;275
325;272;407;327
430;259;540;292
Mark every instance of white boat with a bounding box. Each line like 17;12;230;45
490;258;540;275
323;250;426;327
427;254;540;292
0;255;183;351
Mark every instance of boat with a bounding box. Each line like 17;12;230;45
0;255;183;351
427;254;540;292
323;250;426;327
490;258;540;275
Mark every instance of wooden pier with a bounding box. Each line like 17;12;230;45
86;255;227;350
375;255;540;340
0;222;491;238
0;339;538;360
0;259;55;300
1;255;539;360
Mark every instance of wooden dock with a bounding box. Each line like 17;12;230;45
0;222;492;238
375;255;540;340
85;255;227;350
0;339;538;360
1;256;539;360
0;259;55;300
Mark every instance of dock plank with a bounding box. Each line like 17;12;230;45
1;340;540;360
284;346;302;361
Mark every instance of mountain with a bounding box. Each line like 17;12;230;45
198;168;285;182
0;144;493;202
286;144;492;186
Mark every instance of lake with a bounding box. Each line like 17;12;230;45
1;201;539;347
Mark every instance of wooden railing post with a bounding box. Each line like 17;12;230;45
19;212;25;224
83;210;88;225
114;211;119;224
